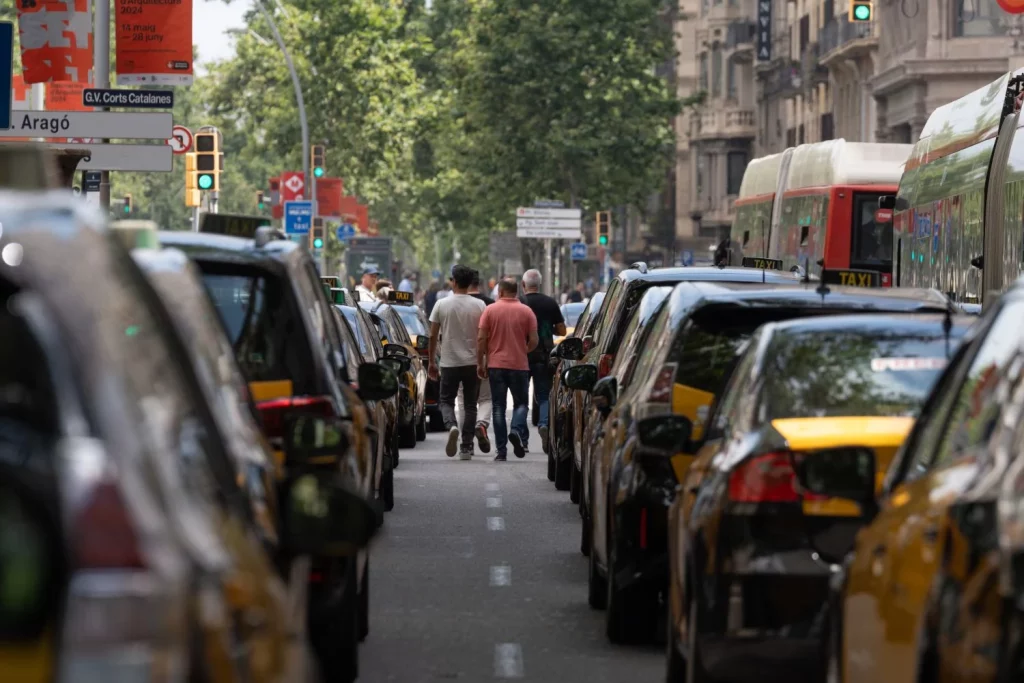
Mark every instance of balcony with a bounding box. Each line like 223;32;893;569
818;17;876;65
801;42;830;88
726;20;755;58
759;59;802;100
691;195;739;226
694;106;756;140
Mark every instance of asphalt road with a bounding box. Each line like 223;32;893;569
359;419;665;682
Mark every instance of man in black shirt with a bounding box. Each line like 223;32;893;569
468;270;494;305
520;269;565;453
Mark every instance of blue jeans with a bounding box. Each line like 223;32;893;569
489;368;530;457
530;361;553;436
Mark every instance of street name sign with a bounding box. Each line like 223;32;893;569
516;217;582;229
516;207;582;220
516;226;582;239
0;111;173;139
84;89;174;109
534;199;565;208
284;200;315;235
51;143;173;172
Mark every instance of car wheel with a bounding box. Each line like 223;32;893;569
310;564;359;683
554;455;571;491
380;455;395;512
580;505;591;556
588;511;607;610
399;422;417;448
358;558;370;641
547;450;556;482
569;462;581;504
532;398;540;426
416;413;427;441
666;602;686;682
606;536;657;644
428;409;445;432
687;597;710;683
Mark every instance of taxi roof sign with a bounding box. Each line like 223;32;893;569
388;290;414;305
321;276;340;288
741;257;783;271
200;213;273;239
330;287;347;304
821;268;881;288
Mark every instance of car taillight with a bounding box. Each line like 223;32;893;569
75;482;146;569
649;364;677;403
729;451;808;503
257;395;335;439
598;354;614;379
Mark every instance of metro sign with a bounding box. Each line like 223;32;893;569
281;171;305;201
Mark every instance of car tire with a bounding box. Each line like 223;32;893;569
580;506;591;556
666;602;686;682
588;514;607;610
687;598;710;683
532;398;540;427
428;409;445;432
358;559;370;642
569;463;581;504
416;413;427;441
399;422;417;448
380;456;395;512
606;538;657;644
547;450;556;482
310;564;359;683
554;456;571;491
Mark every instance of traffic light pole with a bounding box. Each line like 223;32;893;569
95;0;111;213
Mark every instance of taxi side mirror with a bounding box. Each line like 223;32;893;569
358;362;400;401
282;473;380;556
383;344;410;359
564;364;598;392
556;337;584;360
592;376;617;415
636;415;692;452
414;335;429;351
792;448;877;515
284;415;351;468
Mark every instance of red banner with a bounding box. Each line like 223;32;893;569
356;205;369;233
315;178;344;218
17;0;94;84
339;195;360;225
115;0;194;86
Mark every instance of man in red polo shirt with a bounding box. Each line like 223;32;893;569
477;278;538;461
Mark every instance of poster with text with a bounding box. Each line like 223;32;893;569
115;0;193;86
46;80;91;110
17;0;94;84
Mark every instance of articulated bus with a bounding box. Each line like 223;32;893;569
891;69;1024;306
731;150;791;260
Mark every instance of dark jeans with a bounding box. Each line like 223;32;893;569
439;365;480;447
529;361;553;439
489;368;530;457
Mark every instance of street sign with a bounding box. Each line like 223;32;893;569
82;171;101;192
516;207;582;219
516;226;582;239
516;218;582;229
336;223;356;241
0;111;172;139
0;22;12;130
570;242;587;261
50;143;173;172
168;125;192;154
83;88;174;109
281;171;305;201
284;200;315;235
533;199;565;208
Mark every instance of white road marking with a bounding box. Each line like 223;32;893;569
487;496;502;508
485;482;500;492
494;643;524;678
487;516;505;531
490;565;511;586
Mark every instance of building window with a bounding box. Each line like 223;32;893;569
699;52;709;90
727;151;748;195
954;0;1008;37
798;124;805;144
786;127;796;147
696;154;706;200
727;58;737;100
799;15;810;53
821;113;834;141
824;0;834;21
711;48;722;97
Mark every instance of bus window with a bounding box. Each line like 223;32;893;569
851;192;892;268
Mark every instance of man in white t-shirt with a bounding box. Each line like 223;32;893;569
355;266;379;302
428;264;486;459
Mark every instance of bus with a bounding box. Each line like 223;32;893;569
891;69;1024;306
731;149;791;261
768;139;912;282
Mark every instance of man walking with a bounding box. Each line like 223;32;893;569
428;265;486;459
520;269;565;454
355;266;378;302
478;278;538;461
458;270;494;453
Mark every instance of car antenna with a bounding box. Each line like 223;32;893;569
814;258;829;300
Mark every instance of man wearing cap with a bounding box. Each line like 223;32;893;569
356;266;378;302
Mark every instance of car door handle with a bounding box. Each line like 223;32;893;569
922;525;940;543
872;544;887;557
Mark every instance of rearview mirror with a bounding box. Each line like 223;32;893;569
414;335;428;351
591;376;617;414
792;448;877;512
556;337;584;360
564;364;598;392
283;473;380;555
877;195;896;210
636;415;693;452
383;344;410;359
284;415;351;468
358;362;400;401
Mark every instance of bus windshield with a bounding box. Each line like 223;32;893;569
850;191;892;269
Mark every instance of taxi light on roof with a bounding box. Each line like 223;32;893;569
741;257;783;271
821;269;881;288
388;290;414;304
200;213;273;238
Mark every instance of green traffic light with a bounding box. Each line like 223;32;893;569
123;205;130;213
599;235;608;245
853;3;871;19
198;173;214;190
313;238;324;248
314;167;325;178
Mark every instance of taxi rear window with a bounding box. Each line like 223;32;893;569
761;327;968;420
395;307;426;336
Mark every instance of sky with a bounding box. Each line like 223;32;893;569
194;0;253;69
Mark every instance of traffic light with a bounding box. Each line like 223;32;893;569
311;145;325;178
596;211;610;246
123;194;132;214
257;191;265;210
849;0;872;21
310;217;325;249
184;153;201;207
194;132;220;191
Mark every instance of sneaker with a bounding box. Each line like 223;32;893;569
476;423;491;453
508;432;526;459
459;447;473;461
494;454;507;462
445;426;460;457
539;426;549;454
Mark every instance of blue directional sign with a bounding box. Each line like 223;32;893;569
336;223;356;241
570;242;587;261
0;22;12;130
681;249;694;267
284;200;314;235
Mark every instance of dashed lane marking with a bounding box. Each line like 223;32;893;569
494;643;524;678
487;496;502;508
487;516;505;531
490;565;511;586
485;482;500;492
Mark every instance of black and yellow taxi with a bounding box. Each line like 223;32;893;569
554;263;811;552
549;291;605;494
665;302;970;683
801;278;1024;683
384;289;431;441
159;218;391;681
359;293;428;448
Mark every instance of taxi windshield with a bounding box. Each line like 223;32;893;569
339;307;370;356
395;306;426;336
762;328;966;420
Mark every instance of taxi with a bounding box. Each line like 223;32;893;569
555;301;588;346
359;294;428;448
805;277;1024;683
383;289;431;440
665;302;970;683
